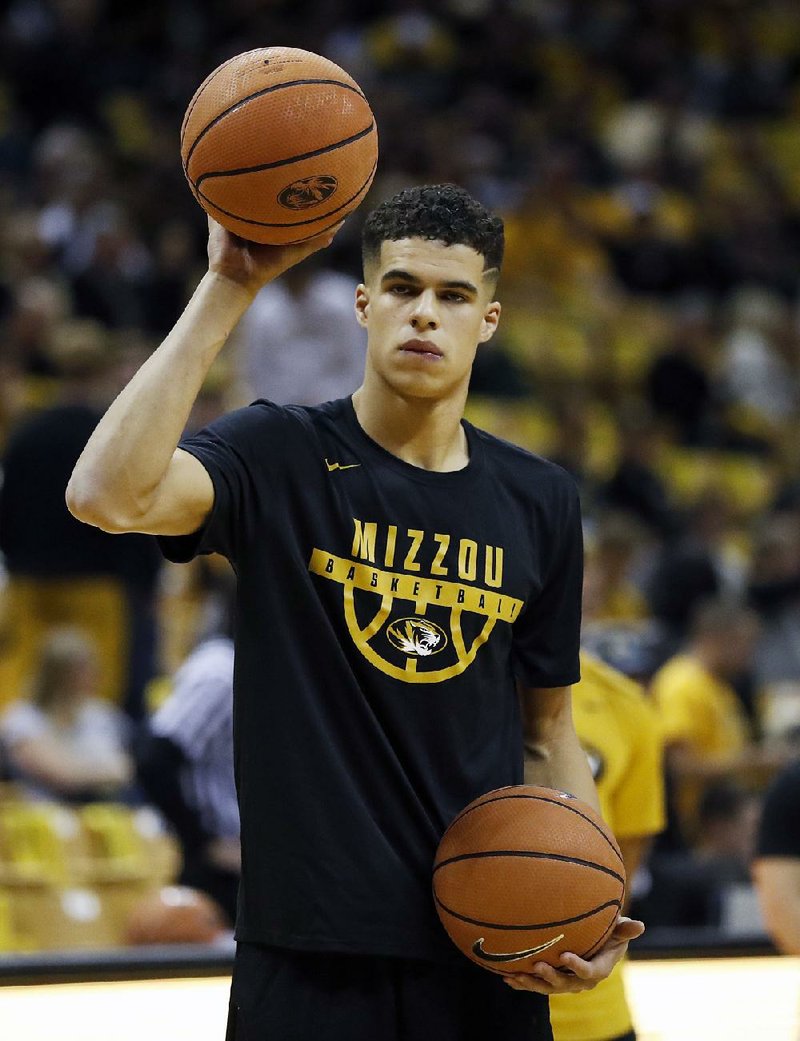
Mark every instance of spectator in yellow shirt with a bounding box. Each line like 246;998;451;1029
650;597;788;841
527;651;665;1041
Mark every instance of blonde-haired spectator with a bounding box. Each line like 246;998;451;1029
0;626;134;802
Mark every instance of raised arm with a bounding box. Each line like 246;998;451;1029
66;219;340;537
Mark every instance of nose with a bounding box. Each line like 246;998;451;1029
410;289;439;330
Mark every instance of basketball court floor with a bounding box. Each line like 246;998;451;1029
1;958;798;1041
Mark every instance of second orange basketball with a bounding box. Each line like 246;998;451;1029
181;47;379;245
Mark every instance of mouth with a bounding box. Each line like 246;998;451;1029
399;339;443;360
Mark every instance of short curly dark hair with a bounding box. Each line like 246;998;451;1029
362;183;504;279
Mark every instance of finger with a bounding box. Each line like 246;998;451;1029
558;952;599;977
502;974;551;994
304;220;346;250
280;221;346;267
558;917;646;972
611;917;645;940
504;970;588;995
529;961;568;986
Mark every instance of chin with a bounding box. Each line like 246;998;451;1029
385;375;454;401
385;365;468;398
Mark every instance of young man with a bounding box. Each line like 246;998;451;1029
67;184;642;1041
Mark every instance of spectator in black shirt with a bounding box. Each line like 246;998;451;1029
0;318;161;717
753;760;800;954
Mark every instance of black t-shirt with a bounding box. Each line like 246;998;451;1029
159;396;583;961
0;404;161;585
757;761;800;859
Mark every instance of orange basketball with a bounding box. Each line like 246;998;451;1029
181;47;379;244
125;885;229;946
433;785;625;974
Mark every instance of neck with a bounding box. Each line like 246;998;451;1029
351;379;470;472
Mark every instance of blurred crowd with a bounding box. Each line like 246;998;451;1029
1;0;800;955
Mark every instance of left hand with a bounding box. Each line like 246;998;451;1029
502;916;645;994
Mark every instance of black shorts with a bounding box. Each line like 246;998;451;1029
225;942;552;1041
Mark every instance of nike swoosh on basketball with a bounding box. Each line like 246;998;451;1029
325;459;361;472
471;934;565;963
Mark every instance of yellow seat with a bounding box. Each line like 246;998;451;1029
80;803;180;886
584;404;620;479
0;888;21;951
465;397;555;455
0;801;86;886
658;447;776;517
718;454;776;515
0;799;178;950
6;883;131;951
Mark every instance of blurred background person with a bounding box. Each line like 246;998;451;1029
0;626;134;803
581;512;651;628
0;317;162;718
529;650;665;1041
644;489;748;657
747;513;800;741
635;780;762;933
752;759;800;955
135;562;238;924
597;403;679;543
649;596;791;847
234;251;366;406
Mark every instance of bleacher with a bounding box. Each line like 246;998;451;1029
0;786;179;953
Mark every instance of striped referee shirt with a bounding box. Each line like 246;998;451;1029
152;636;239;841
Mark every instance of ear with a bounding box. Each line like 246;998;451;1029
478;301;501;343
355;284;369;328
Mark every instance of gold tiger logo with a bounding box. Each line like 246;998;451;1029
387;617;447;658
309;535;523;684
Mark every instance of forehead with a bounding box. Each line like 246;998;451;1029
372;238;487;284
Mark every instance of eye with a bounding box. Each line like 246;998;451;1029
442;292;467;303
388;284;413;295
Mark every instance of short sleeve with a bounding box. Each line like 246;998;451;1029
757;762;800;858
651;668;707;748
611;694;666;838
157;400;299;565
512;474;583;688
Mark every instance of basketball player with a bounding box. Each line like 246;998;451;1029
67;184;643;1041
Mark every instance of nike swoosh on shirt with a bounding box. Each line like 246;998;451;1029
471;934;565;963
325;459;361;472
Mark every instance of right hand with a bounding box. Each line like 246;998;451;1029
207;216;344;298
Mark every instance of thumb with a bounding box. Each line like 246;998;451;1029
611;917;645;942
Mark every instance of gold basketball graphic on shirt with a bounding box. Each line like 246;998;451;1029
308;518;523;684
386;618;447;657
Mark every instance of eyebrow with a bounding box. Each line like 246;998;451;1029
380;269;479;295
